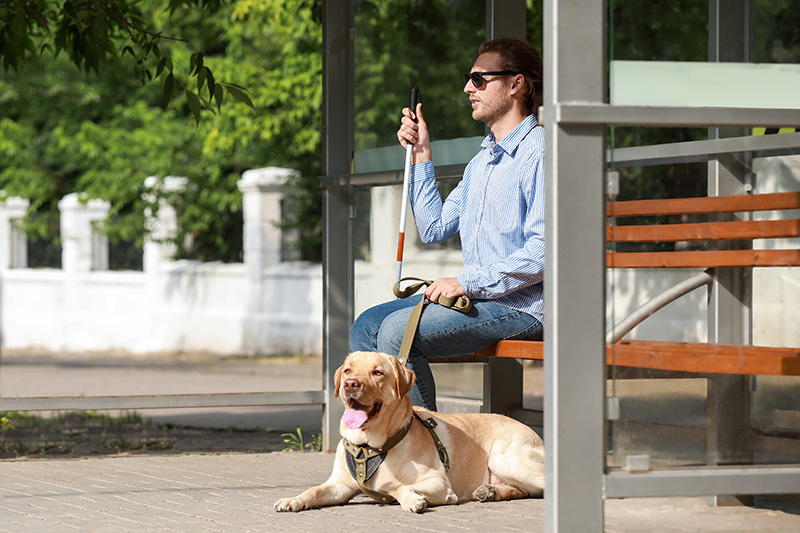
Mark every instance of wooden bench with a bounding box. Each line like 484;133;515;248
444;190;800;374
437;191;800;485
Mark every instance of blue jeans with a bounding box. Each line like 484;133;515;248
349;296;543;411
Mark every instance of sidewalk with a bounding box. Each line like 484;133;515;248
2;451;800;533
1;352;800;531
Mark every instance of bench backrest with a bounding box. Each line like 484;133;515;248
607;191;800;268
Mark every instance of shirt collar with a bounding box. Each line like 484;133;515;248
480;114;538;155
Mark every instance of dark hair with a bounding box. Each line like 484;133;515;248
478;37;543;115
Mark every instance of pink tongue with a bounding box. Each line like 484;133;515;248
342;409;369;429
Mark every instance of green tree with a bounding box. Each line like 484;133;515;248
1;0;324;262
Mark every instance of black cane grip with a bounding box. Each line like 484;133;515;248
409;86;420;123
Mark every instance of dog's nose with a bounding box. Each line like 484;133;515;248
343;378;361;392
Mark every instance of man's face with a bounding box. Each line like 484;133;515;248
464;52;514;125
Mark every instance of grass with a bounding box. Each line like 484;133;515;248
281;426;322;453
0;410;294;459
0;410;167;458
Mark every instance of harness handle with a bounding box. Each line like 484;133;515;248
392;277;472;365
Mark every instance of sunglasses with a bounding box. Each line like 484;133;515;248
464;70;520;88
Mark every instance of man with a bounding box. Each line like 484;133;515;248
350;37;545;411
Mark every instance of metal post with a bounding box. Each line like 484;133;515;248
321;0;354;452
481;0;527;417
544;0;607;530
706;0;754;505
486;0;526;39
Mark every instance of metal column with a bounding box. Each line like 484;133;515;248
481;0;527;416
321;0;354;452
544;0;608;531
706;0;754;505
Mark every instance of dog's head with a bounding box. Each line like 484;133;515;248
334;351;416;434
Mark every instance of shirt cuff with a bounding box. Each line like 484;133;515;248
410;160;435;185
456;273;476;298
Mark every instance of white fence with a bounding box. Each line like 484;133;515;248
0;167;323;357
1;155;798;357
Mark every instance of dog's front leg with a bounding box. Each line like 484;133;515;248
394;477;457;513
274;478;358;513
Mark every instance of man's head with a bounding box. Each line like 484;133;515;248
464;38;543;122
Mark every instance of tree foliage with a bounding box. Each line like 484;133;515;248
1;0;323;262
0;0;253;123
2;0;798;267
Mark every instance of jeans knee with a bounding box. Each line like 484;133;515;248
350;312;377;352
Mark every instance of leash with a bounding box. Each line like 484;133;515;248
342;277;464;503
392;277;472;365
392;277;461;472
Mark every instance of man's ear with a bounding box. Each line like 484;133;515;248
393;357;416;398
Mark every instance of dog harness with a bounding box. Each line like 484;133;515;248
340;278;466;503
343;413;451;503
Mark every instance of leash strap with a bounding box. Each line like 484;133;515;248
414;413;450;471
392;277;472;366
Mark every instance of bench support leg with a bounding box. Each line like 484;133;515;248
705;374;754;506
482;358;523;415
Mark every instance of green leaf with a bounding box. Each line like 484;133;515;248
185;88;202;126
156;57;167;78
223;84;255;109
197;66;208;92
161;73;175;110
193;52;204;75
214;83;224;113
206;69;215;101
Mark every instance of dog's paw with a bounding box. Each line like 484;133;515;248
274;497;308;512
472;484;497;502
399;494;428;513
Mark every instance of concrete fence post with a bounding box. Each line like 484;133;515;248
0;196;29;269
143;176;187;273
237;167;298;281
236;166;298;354
58;193;111;274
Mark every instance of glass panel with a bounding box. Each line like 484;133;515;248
606;1;800;478
352;178;464;317
353;0;486;172
352;178;482;400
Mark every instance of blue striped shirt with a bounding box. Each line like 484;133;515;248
409;114;545;323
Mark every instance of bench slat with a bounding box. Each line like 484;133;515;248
487;340;800;376
609;219;800;243
609;191;800;218
607;249;800;268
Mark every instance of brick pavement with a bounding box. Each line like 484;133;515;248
1;452;799;532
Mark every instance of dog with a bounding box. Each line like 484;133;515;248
274;351;545;513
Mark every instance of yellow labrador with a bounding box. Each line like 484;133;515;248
274;351;545;513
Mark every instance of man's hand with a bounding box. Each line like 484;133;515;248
425;277;465;304
397;103;432;165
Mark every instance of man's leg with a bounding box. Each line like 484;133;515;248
349;296;423;352
375;300;542;411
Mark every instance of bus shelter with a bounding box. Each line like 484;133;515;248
320;0;800;530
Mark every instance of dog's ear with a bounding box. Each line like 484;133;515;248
392;356;416;398
334;363;344;398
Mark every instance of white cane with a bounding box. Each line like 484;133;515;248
396;86;420;285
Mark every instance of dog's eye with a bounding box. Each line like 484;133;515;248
372;370;384;376
343;368;351;374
